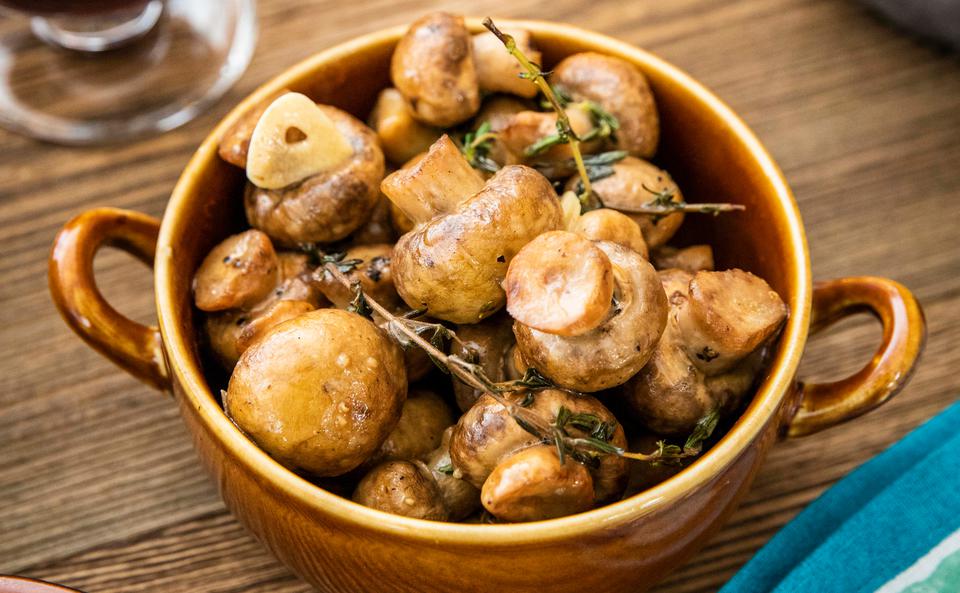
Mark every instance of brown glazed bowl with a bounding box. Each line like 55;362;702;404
48;19;926;593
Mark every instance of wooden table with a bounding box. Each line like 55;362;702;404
2;1;958;591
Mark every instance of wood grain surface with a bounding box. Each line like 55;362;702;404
1;0;958;591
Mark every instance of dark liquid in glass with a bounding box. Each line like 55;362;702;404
0;0;150;16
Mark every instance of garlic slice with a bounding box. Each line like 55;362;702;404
246;92;354;190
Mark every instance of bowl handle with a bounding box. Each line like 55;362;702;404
785;276;925;437
48;207;169;391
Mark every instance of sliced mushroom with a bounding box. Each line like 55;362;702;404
391;12;480;127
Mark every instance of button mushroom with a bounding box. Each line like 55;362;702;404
423;426;481;520
507;232;668;392
193;229;279;312
353;460;448;521
652;244;715;273
243;93;385;246
198;239;324;369
224;309;407;476
549;52;659;158
368;87;441;165
449;388;628;503
372;389;454;464
569;156;685;249
450;313;518;412
391;12;480;127
572;208;649;259
481;444;595;522
382;135;563;323
472;28;541;98
678;269;788;374
623;269;785;435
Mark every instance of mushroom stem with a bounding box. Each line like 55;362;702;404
380;135;486;224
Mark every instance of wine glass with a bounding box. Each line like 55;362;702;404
0;0;257;144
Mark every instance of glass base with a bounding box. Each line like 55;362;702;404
0;0;257;145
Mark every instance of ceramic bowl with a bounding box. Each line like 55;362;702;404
48;18;925;593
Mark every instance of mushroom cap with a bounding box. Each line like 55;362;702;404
549;51;659;158
570;156;685;249
224;309;407;476
193;229;279;312
391;165;563;323
353;460;448;521
481;444;595;522
514;241;668;392
504;230;615;337
573;208;649;259
390;12;480;127
373;389;454;464
450;313;517;412
244;105;385;246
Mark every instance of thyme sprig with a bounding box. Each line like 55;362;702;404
483;17;595;207
461;121;500;173
609;185;746;218
316;250;719;467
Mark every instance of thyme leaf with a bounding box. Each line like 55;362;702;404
461;121;500;173
346;282;373;319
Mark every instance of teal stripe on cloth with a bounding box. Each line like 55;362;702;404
720;401;960;593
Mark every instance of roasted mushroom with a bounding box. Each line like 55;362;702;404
481;444;595;522
348;194;399;246
369;88;441;165
572;208;649;259
194;229;279;312
218;88;290;168
224;309;407;476
571;156;684;249
549;52;659;158
199;243;324;369
353;460;448;521
623;269;785;435
450;313;518;412
243;93;385;246
314;243;400;311
373;389;454;463
382;136;563;323
508;233;668;392
391;13;480;127
651;245;714;273
449;388;628;503
677;269;788;374
472;28;540;98
423;426;481;520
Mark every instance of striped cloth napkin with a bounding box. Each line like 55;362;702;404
720;400;960;593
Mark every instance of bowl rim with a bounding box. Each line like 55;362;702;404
156;18;812;545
